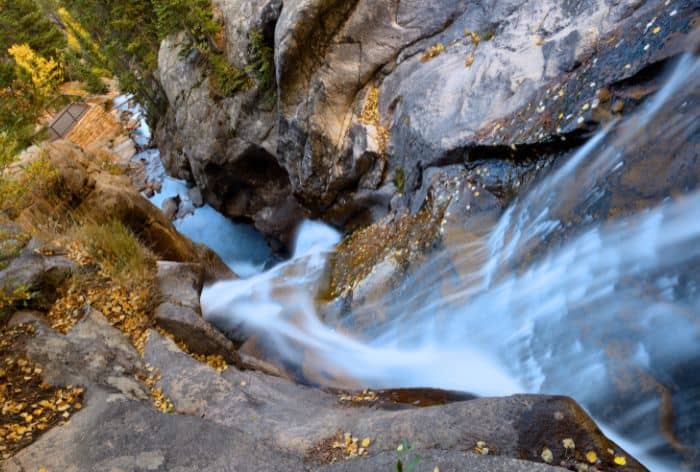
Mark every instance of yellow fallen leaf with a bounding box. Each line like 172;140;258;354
433;467;440;472
541;447;554;463
361;437;371;448
652;26;661;34
586;451;598;463
614;455;627;466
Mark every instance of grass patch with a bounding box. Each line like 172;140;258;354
393;168;405;193
68;220;154;288
208;53;251;99
246;28;276;105
0;151;62;218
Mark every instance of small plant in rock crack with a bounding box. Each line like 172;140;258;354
396;439;421;472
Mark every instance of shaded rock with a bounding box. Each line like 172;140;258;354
143;329;646;470
154;303;241;365
156;16;306;247
155;261;203;310
5;391;303;472
8;310;45;328
154;261;239;363
157;0;697;246
188;186;204;207
18;308;149;401
2;309;646;471
319;451;566;472
275;0;697;226
160;195;180;220
0;238;75;312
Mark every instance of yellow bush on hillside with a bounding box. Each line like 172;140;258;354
8;43;63;102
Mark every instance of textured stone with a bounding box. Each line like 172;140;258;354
154;303;240;364
156;0;697;247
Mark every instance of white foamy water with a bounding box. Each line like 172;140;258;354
202;54;700;470
117;96;273;277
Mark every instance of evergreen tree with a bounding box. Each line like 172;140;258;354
0;0;66;61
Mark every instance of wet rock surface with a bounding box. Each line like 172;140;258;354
1;244;648;471
3;312;645;471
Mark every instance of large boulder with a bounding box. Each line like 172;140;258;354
0;237;75;316
275;0;697;222
153;261;241;364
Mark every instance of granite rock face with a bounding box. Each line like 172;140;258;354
155;0;698;244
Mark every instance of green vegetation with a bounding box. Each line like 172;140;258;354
0;0;66;66
393;168;405;193
0;229;30;265
396;440;421;472
57;0;165;115
0;0;113;166
153;0;219;43
70;220;154;286
0;283;35;319
58;0;274;108
247;28;276;105
0;0;277;169
0;151;61;218
209;53;250;99
0;0;67;161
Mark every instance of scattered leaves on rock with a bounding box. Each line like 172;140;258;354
359;86;390;154
474;440;491;455
156;327;228;373
138;361;175;414
586;450;599;464
325;203;446;300
0;323;84;460
421;43;446;61
306;431;372;464
338;388;378;403
541;447;554;463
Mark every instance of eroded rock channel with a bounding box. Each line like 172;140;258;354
2;0;699;471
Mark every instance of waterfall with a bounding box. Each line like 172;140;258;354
202;55;700;470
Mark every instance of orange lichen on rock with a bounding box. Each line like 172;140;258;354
325;202;446;300
359;87;391;153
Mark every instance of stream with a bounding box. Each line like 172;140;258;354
114;98;273;278
126;55;699;471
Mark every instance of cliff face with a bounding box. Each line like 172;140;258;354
155;0;698;246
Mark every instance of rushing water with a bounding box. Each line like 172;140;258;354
115;97;273;277
202;54;700;470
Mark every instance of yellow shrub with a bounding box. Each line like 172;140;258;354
8;44;63;102
0;153;61;213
